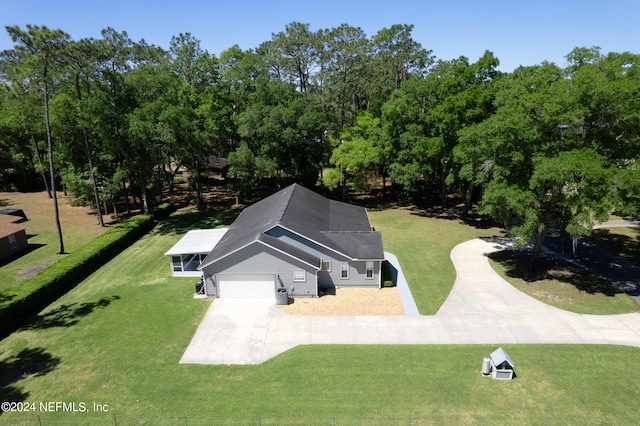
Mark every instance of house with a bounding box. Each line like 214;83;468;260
165;229;228;277
0;213;28;261
198;184;385;299
204;156;228;181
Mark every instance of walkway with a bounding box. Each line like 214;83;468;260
180;239;640;365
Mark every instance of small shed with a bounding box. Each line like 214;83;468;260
164;229;228;277
0;214;28;261
489;347;515;380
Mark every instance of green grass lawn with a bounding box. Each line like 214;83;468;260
368;207;501;314
2;208;640;424
488;250;638;315
0;192;111;293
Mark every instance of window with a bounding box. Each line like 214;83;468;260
340;262;349;279
366;261;374;279
172;256;182;272
321;259;331;271
8;234;17;250
293;270;306;282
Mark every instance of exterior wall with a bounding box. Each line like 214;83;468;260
201;242;318;298
266;226;381;289
0;230;28;261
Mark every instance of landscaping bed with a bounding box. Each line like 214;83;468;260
277;287;405;316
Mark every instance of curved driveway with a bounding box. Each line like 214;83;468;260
180;238;640;365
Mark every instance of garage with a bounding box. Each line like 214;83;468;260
217;274;276;298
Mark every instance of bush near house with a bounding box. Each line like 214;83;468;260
0;211;160;337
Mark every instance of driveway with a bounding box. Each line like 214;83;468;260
180;238;640;365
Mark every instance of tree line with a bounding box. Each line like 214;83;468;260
0;23;638;259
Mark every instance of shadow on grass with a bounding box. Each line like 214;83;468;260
21;295;121;331
153;208;240;236
0;243;46;269
409;204;499;231
488;250;622;297
0;347;60;414
593;228;640;267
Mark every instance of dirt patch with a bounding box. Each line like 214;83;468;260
277;287;405;316
16;260;55;279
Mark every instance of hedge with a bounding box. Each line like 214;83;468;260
151;201;177;219
0;212;157;337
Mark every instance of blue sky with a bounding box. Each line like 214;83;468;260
1;0;638;72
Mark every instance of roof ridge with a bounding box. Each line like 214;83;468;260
276;183;298;224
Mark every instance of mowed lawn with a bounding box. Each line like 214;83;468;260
1;208;640;424
0;192;112;293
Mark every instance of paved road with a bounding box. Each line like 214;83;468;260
180;239;640;365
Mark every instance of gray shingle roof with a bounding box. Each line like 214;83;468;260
199;184;384;270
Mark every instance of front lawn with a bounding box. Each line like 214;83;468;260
2;208;640;424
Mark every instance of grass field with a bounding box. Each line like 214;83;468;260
488;250;638;314
1;206;640;424
0;192;112;293
368;207;501;314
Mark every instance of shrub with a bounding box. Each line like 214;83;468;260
0;214;155;337
382;261;395;287
151;202;176;220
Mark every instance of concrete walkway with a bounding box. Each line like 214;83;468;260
180;239;640;365
384;251;419;316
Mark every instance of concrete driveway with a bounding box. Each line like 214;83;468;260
180;238;640;365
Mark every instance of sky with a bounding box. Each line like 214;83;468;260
1;0;638;72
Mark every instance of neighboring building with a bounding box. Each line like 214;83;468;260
0;213;28;261
198;183;385;299
204;156;228;181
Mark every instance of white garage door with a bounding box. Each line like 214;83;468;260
218;275;275;298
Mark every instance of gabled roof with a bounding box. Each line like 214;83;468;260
199;184;384;270
490;347;514;368
205;156;228;170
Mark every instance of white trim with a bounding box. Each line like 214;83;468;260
200;240;320;271
365;261;374;279
340;261;349;280
267;224;354;260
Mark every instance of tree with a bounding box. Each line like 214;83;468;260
323;24;371;125
0;81;49;193
227;142;276;198
325;111;383;194
65;37;105;225
262;22;323;93
4;25;70;254
370;24;433;109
